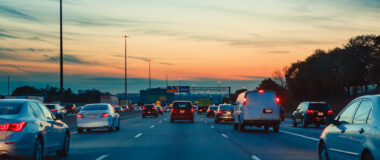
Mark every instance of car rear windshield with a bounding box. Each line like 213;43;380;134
0;103;23;115
45;105;55;109
209;106;217;110
144;105;154;109
309;103;331;111
219;105;234;110
83;105;108;111
173;102;192;108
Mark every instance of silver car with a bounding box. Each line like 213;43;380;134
77;103;120;133
0;99;70;160
319;95;380;160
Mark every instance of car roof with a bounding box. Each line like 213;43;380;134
172;101;192;103
0;99;36;103
353;95;380;101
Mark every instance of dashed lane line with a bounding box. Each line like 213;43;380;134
221;133;229;139
251;155;261;160
70;131;77;135
210;125;215;129
134;133;143;138
280;130;319;141
150;125;155;128
96;154;109;160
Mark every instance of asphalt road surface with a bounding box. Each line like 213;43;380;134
50;112;325;160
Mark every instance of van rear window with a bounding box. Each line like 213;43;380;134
0;103;23;115
220;105;234;110
309;104;331;111
173;102;191;108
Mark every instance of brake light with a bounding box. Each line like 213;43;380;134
77;114;84;118
50;109;57;112
327;110;333;115
276;97;280;104
258;90;264;93
101;113;109;117
0;122;27;132
191;108;194;112
307;110;314;114
243;97;247;105
218;110;224;114
152;107;156;110
143;107;146;110
171;108;173;112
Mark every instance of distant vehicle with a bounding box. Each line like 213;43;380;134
206;106;218;117
215;104;235;123
0;99;70;160
114;106;124;113
197;99;213;114
170;101;194;123
76;105;84;112
100;95;119;106
233;90;281;132
45;104;66;118
77;104;120;133
156;106;163;115
292;102;333;128
319;95;379;160
135;106;142;111
65;104;77;113
142;104;158;118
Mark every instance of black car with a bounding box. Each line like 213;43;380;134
206;106;218;117
292;102;333;127
142;104;158;118
170;101;194;123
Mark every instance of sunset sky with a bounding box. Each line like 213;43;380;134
1;0;380;94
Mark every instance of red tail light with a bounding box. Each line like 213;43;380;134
50;109;57;112
143;107;146;110
191;108;194;112
0;122;27;132
243;97;247;105
77;114;84;118
307;110;314;114
101;113;109;117
276;97;280;104
327;110;333;115
170;108;173;112
258;90;264;93
218;110;224;114
152;107;156;110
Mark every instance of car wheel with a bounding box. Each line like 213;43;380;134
33;137;43;160
170;119;174;123
319;143;329;160
292;118;297;127
77;127;83;133
363;152;374;160
57;132;70;157
302;117;308;128
273;125;279;133
116;119;120;131
239;121;245;132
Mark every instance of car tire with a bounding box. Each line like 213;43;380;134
302;117;308;128
239;121;245;132
273;125;279;133
57;132;70;157
33;137;43;160
319;143;329;160
363;152;374;160
77;127;83;133
264;126;269;131
170;119;174;123
233;122;238;130
116;119;120;131
292;118;297;127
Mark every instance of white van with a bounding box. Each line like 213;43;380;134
233;90;281;132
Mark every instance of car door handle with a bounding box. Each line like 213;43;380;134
359;128;365;134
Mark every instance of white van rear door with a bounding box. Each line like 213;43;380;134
261;92;280;120
244;92;262;120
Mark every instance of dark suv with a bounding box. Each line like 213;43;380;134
170;101;194;123
142;104;158;118
206;106;218;117
292;102;333;127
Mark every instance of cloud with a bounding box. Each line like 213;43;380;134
0;47;53;52
0;5;38;21
268;51;290;54
0;32;18;39
128;56;150;62
158;62;174;66
44;54;92;64
238;76;268;80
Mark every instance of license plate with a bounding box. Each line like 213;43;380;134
90;115;96;118
226;111;231;115
148;111;151;114
263;109;273;113
318;112;324;116
180;110;185;113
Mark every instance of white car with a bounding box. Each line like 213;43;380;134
76;103;120;133
233;90;281;132
319;95;380;160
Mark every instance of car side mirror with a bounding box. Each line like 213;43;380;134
325;117;339;125
56;113;64;120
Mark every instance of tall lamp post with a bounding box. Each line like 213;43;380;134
59;0;63;102
122;35;128;106
148;58;151;103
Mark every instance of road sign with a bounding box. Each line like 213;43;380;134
179;86;190;93
167;86;179;93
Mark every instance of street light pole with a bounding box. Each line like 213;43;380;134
148;58;151;103
59;0;63;102
123;35;128;106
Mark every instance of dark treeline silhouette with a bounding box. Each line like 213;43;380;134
11;85;110;103
253;35;380;111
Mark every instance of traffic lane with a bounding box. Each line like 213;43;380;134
203;117;319;160
52;112;167;160
280;118;325;139
106;114;252;160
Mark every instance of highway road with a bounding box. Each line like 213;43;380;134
51;112;325;160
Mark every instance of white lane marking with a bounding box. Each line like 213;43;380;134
221;133;229;139
134;133;142;138
251;155;261;160
204;121;207;123
70;131;77;134
164;118;167;120
280;130;319;141
328;148;359;156
150;125;155;128
96;154;109;160
159;120;162;123
210;126;215;129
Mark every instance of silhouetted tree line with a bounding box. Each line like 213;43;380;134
253;35;380;110
11;85;110;103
